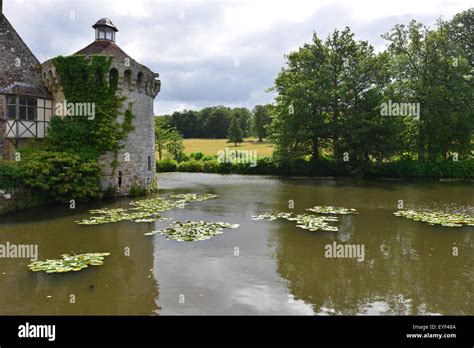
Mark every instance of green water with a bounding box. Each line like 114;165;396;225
0;173;472;315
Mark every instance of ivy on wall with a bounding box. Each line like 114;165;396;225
45;55;134;159
11;55;137;202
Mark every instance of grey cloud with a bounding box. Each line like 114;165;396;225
3;0;465;115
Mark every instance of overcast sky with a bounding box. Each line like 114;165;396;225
3;0;471;114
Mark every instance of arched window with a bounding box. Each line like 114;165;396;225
95;67;104;87
124;70;132;91
109;68;119;92
136;72;144;92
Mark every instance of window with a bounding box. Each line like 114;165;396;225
7;96;16;119
137;72;144;92
105;29;113;41
148;155;151;171
6;96;37;121
109;68;119;92
124;70;132;90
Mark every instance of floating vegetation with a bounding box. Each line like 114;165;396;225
77;193;218;225
168;193;218;202
252;211;340;231
28;253;110;273
128;197;186;212
145;220;239;241
77;208;167;225
288;214;339;231
394;210;474;227
307;206;358;215
252;212;294;221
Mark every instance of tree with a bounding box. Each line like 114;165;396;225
154;117;171;160
383;18;473;160
169;110;201;138
205;106;232;138
165;130;185;161
232;107;252;137
228;116;243;146
269;28;393;163
252;105;271;142
268;32;332;161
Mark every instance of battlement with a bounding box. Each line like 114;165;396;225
41;57;161;99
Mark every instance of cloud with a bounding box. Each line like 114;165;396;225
3;0;471;114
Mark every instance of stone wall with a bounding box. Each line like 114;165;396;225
41;56;160;196
98;56;158;195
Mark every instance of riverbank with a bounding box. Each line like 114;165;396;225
156;157;474;179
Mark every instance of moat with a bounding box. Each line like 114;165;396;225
0;173;472;315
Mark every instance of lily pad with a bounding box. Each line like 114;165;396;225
28;253;110;274
252;211;340;231
145;220;239;241
394;210;474;227
288;214;339;231
252;212;294;221
76;193;218;225
306;206;358;215
168;193;218;202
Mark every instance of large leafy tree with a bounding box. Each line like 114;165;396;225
383;18;473;160
268;32;332;161
269;28;405;163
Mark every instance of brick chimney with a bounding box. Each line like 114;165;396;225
1;0;3;15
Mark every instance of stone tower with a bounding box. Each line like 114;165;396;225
41;18;161;195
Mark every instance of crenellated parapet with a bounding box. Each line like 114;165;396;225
41;56;161;99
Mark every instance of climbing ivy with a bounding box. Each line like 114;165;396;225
45;55;134;158
15;55;137;202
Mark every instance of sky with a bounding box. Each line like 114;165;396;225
3;0;472;115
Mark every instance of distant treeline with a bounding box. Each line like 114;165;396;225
156;105;271;140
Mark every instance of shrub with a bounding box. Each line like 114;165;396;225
202;155;216;162
156;159;178;172
174;151;188;163
129;182;146;197
20;151;102;202
202;160;221;173
0;161;25;190
366;159;474;178
189;152;205;161
178;160;204;172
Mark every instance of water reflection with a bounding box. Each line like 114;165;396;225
270;179;474;315
0;173;472;315
0;202;160;315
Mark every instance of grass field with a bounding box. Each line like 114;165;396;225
157;138;274;159
183;138;273;157
183;137;273;157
